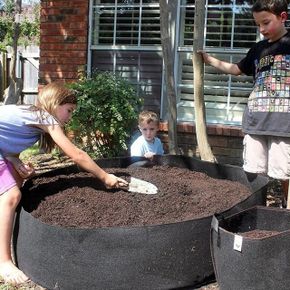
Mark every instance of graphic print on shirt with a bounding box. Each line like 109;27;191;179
248;54;290;113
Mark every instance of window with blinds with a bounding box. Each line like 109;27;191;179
91;0;160;46
91;50;163;111
90;0;162;113
176;1;257;124
89;1;288;125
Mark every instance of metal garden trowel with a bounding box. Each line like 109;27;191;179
121;177;158;194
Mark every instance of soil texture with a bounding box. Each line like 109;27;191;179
239;229;280;239
21;165;252;228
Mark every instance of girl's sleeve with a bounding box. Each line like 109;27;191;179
42;112;59;125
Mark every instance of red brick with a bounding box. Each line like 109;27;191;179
222;127;232;136
208;136;228;147
215;125;224;135
40;57;86;65
41;28;88;37
40;64;82;72
40;51;86;58
177;122;194;133
159;121;243;164
207;125;217;135
40;43;87;50
159;122;168;131
39;71;79;78
42;1;88;8
41;35;87;43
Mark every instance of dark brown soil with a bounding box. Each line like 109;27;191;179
239;229;280;239
21;165;252;228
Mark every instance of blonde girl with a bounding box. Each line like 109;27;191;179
0;82;127;284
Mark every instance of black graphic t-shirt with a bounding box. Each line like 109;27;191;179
238;31;290;137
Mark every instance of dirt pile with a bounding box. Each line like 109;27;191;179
21;165;252;228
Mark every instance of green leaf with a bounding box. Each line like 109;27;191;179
67;72;143;158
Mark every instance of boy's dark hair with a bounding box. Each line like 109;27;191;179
252;0;288;16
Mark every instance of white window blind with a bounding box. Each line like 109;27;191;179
91;0;160;46
90;0;162;112
91;50;162;110
177;0;256;124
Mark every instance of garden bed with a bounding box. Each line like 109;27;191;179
21;165;253;228
13;155;268;290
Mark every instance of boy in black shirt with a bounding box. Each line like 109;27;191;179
199;0;290;207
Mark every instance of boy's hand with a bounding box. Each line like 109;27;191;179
197;50;210;64
144;152;155;161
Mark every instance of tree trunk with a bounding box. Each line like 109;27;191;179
4;0;23;105
192;0;216;162
159;0;178;154
3;78;23;105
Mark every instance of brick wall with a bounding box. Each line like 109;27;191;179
39;0;89;85
159;122;244;166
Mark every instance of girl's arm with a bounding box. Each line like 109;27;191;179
40;124;127;188
198;51;242;76
5;155;35;179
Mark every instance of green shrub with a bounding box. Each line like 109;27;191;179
68;72;143;158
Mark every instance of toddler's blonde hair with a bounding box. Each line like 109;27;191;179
138;111;160;126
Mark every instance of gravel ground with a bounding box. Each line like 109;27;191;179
0;154;283;290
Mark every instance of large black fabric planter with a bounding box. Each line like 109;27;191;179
13;155;268;290
211;206;290;290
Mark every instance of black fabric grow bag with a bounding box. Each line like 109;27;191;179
13;155;268;290
211;206;290;290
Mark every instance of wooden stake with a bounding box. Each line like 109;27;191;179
287;183;290;209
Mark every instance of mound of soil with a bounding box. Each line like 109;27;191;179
21;165;252;228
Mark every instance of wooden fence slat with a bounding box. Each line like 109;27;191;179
0;50;8;102
2;46;39;104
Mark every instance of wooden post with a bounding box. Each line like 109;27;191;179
192;0;216;162
287;183;290;209
159;0;178;154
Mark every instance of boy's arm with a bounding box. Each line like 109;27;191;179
198;51;242;76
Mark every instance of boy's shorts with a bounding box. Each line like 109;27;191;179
243;134;290;180
0;159;17;195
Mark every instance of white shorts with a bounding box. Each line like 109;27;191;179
243;134;290;180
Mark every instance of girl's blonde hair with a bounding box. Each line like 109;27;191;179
37;82;77;153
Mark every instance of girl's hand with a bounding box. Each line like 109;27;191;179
17;163;35;179
104;174;128;189
5;156;35;179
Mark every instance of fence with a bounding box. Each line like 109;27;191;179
0;45;39;104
